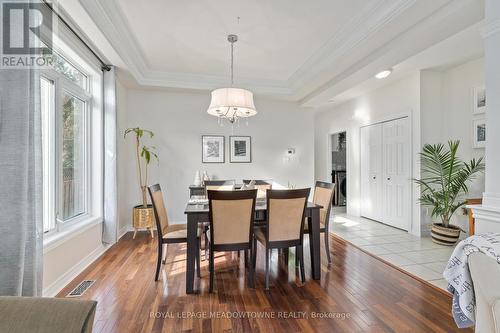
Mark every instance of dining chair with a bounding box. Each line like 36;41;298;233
207;189;257;292
253;188;310;290
201;180;236;259
303;181;335;264
243;180;272;226
242;179;273;193
148;184;201;281
204;180;236;193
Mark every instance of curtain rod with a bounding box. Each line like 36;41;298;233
42;0;111;71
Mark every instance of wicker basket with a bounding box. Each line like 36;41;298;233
431;223;461;246
133;204;154;229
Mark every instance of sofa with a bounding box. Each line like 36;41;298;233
0;296;97;333
469;252;500;333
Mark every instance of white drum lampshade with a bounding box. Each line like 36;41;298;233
207;88;257;121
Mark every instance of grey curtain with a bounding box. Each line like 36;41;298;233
0;69;43;296
0;0;43;296
102;67;118;244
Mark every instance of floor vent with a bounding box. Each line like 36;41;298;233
66;280;95;297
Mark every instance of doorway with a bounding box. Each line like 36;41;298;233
330;132;347;209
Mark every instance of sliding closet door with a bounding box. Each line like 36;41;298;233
382;117;411;230
360;124;383;221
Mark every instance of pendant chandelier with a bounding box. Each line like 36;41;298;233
207;34;257;125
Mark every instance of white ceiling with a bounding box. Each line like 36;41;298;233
72;0;484;107
322;22;485;109
117;0;366;81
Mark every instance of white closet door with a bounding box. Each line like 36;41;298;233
382;117;411;230
360;124;383;221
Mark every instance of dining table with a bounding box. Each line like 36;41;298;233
184;198;323;294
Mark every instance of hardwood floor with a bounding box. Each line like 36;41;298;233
57;232;471;333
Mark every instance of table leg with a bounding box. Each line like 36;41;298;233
186;214;198;294
308;208;321;280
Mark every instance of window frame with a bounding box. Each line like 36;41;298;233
41;76;56;234
41;33;103;242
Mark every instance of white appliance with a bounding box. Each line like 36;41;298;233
360;117;411;231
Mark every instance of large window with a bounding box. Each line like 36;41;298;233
41;48;100;235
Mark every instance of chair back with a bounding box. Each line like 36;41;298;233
208;189;257;246
243;179;272;197
204;180;236;194
266;188;310;243
313;181;335;228
148;184;169;238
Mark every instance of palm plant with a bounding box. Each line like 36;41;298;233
124;127;158;207
415;140;484;228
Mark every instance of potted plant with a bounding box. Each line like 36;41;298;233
124;127;158;239
415;141;484;245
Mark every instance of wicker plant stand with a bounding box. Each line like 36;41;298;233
133;204;155;239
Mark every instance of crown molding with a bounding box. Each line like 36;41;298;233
299;0;483;107
80;0;441;100
138;69;292;95
287;0;417;91
481;18;500;39
79;0;147;81
80;0;292;95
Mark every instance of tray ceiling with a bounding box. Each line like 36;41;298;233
79;0;483;105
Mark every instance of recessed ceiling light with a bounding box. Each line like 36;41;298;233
375;69;392;79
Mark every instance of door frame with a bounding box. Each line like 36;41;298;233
358;110;414;233
327;130;348;209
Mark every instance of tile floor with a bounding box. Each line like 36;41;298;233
328;210;465;290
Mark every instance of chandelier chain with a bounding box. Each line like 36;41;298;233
230;39;234;86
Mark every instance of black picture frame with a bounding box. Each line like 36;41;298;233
229;136;252;163
202;135;225;163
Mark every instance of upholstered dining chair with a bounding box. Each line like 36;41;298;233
201;180;236;259
148;184;201;281
253;188;310;290
242;179;273;194
207;189;257;292
204;180;236;194
243;180;272;226
303;181;335;264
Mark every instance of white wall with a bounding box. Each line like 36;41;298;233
43;222;105;296
432;58;485;230
314;74;422;235
314;58;486;236
117;87;315;226
440;58;485;196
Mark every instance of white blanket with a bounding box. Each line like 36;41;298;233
443;232;500;328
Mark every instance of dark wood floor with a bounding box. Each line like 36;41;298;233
57;232;470;333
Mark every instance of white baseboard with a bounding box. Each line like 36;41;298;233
118;225;134;240
43;243;110;297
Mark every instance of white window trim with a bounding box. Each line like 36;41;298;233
41;77;56;234
42;33;104;248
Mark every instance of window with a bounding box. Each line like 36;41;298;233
61;92;87;221
51;52;88;90
41;45;102;236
